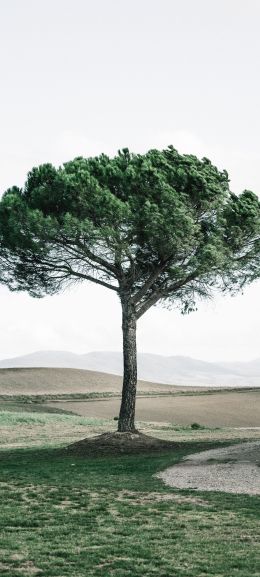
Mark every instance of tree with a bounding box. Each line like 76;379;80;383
0;147;259;432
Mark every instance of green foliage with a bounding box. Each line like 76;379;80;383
0;146;259;315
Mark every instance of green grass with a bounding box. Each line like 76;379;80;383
0;409;211;432
0;438;259;577
0;410;109;427
0;404;259;576
0;409;115;450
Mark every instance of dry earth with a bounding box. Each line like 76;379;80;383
0;367;191;395
156;440;260;494
48;389;260;427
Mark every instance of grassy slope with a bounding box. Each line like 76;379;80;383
0;410;259;577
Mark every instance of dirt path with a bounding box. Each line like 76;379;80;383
156;441;260;494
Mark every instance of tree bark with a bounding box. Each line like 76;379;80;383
118;299;138;432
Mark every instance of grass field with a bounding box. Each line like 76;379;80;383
0;369;259;576
1;442;259;577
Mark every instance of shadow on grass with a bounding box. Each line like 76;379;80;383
0;438;244;492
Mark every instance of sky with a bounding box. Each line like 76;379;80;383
0;0;259;361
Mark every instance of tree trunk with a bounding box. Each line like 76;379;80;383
118;299;138;432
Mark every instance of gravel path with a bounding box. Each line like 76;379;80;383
156;441;260;494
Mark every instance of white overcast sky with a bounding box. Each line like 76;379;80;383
0;0;259;361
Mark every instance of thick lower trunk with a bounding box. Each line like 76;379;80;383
118;300;138;433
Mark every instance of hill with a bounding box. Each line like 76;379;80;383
0;351;259;386
0;367;179;396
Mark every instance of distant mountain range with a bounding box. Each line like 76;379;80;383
0;350;259;387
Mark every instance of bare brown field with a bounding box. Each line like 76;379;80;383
0;367;194;395
48;390;260;427
0;367;256;397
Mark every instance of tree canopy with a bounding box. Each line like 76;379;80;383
0;147;259;316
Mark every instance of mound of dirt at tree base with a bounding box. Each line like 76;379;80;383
63;432;181;456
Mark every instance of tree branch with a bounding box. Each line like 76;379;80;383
132;260;170;305
136;289;163;319
73;236;119;276
23;253;119;292
135;271;200;319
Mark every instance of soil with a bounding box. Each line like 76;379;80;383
63;431;181;456
0;367;192;395
48;389;260;427
156;441;260;495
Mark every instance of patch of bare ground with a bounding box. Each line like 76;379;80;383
17;561;43;575
116;489;208;506
64;431;180;456
0;560;42;575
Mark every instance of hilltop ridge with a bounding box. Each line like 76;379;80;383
0;351;259;387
